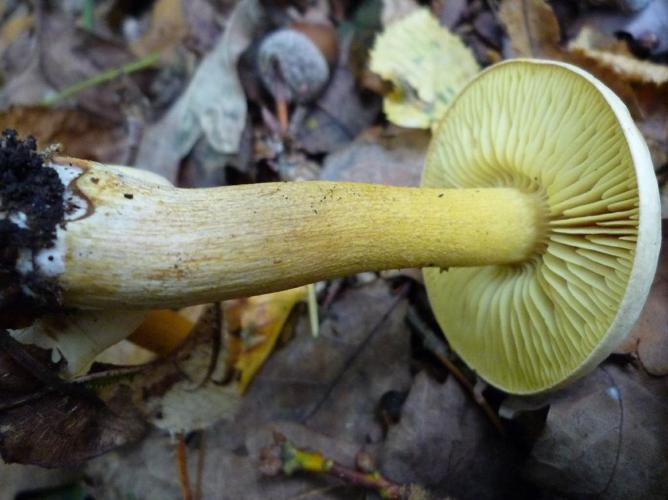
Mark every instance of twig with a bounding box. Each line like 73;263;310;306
176;433;193;500
406;308;506;435
259;432;410;499
194;432;206;500
42;53;160;106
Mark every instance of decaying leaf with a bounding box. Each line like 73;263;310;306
118;305;241;433
128;309;194;356
296;63;381;155
369;8;480;129
0;106;128;163
525;365;668;499
130;0;189;58
10;310;147;377
226;286;307;394
321;126;428;187
0;342;146;468
136;0;265;181
85;281;414;498
380;372;521;500
497;0;561;58
569;27;668;85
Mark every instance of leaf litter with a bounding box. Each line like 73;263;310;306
2;0;668;498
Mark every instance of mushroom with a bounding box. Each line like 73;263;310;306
1;60;660;394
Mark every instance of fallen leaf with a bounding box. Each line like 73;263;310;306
369;8;480;129
240;280;412;444
128;309;194;357
0;106;128;163
10;309;147;377
130;0;189;58
497;0;561;58
380;372;523;500
135;0;265;181
296;63;381;155
226;286;307;394
84;281;414;498
120;306;241;433
37;10;145;123
525;364;668;499
0;343;146;468
321;126;428;187
569;26;668;84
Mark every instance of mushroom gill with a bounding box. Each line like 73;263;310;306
422;60;651;394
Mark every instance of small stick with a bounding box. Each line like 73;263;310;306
259;432;409;499
176;433;193;500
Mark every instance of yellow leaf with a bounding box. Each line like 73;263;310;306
369;8;480;129
228;286;307;393
497;0;561;58
128;309;194;356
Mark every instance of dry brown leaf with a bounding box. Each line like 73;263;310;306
131;0;188;57
497;0;561;58
569;27;668;85
0;106;128;163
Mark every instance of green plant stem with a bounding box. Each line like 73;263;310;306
81;0;95;31
43;53;160;106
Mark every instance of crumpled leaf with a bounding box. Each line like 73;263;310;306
226;286;307;394
136;0;264;181
10;310;147;377
369;8;480;129
380;372;521;499
115;305;241;433
569;26;668;85
616;220;668;374
525;364;668;499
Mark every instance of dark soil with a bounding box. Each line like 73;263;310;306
0;130;65;327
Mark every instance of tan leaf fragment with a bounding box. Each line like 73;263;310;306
497;0;561;58
569;27;668;85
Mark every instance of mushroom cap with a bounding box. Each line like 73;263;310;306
422;59;661;394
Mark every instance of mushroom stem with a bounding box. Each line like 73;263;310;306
36;159;546;309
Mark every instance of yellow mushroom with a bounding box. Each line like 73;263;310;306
2;60;661;394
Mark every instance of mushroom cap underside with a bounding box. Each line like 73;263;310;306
422;59;661;394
